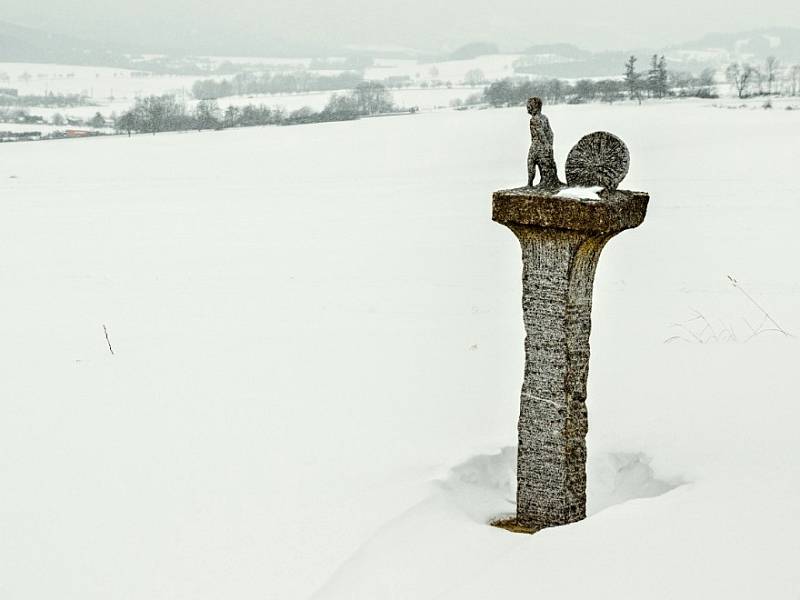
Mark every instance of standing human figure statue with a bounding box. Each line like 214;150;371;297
526;97;562;189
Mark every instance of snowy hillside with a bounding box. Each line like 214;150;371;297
671;27;800;63
0;62;201;100
0;101;798;599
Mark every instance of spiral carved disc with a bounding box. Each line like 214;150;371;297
565;131;630;190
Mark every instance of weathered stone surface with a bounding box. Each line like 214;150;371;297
565;131;630;191
526;97;563;190
493;187;648;234
493;188;649;530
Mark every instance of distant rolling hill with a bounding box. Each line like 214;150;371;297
2;20;799;80
513;28;800;79
0;20;128;66
667;27;800;64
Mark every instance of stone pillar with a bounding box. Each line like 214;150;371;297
492;187;649;531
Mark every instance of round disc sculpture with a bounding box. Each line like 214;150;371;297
492;98;649;532
565;131;630;190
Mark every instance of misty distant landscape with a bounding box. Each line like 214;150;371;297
1;2;799;599
2;19;800;141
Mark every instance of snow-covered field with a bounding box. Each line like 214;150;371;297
0;122;62;134
0;63;202;102
217;86;483;114
199;56;311;69
0;62;202;123
364;53;520;82
391;86;482;109
0;56;508;123
0;101;798;599
0;62;199;100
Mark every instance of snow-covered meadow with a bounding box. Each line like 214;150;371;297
0;62;200;101
0;57;499;127
0;101;798;599
363;53;521;82
214;85;482;114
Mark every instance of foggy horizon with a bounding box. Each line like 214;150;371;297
2;0;799;56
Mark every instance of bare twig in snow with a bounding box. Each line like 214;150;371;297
103;324;115;355
669;316;709;343
663;335;691;344
690;308;718;342
665;277;792;344
728;275;793;338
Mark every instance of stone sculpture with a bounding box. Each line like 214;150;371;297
526;97;563;190
565;131;630;191
493;113;648;533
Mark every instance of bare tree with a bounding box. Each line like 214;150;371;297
726;63;755;99
597;79;623;104
321;93;360;120
695;68;716;97
752;67;764;95
573;79;596;102
223;105;240;127
88;112;105;128
195;99;221;130
789;64;800;96
353;81;393;115
764;56;780;95
463;69;486;86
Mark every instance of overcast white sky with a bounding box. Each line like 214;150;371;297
2;0;799;53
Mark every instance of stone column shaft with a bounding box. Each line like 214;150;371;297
493;188;648;530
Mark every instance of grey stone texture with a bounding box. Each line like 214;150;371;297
565;131;630;191
493;187;648;530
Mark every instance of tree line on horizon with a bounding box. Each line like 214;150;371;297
724;56;800;98
116;81;400;135
0;91;91;108
8;51;800;141
191;71;364;100
484;53;800;108
484;55;716;107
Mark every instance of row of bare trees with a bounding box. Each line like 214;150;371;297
116;82;398;135
192;71;363;100
726;56;800;98
484;54;718;108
